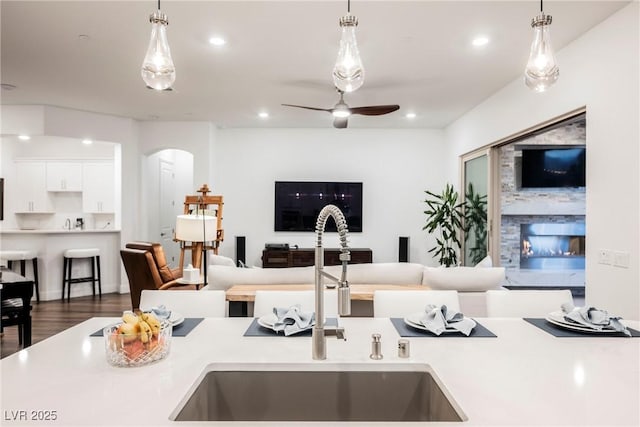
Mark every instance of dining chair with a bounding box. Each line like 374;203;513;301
485;289;574;317
139;289;226;318
373;290;461;317
253;290;339;318
0;297;27;346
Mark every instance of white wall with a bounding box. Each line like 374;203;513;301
213;128;446;267
138;121;213;189
445;3;639;318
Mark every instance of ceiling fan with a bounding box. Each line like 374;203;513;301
282;90;400;129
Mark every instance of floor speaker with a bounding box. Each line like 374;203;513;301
399;236;409;263
236;236;246;267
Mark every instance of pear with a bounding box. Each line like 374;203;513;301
117;322;138;343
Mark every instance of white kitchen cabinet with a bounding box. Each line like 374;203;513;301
82;162;115;213
46;162;83;191
14;161;54;212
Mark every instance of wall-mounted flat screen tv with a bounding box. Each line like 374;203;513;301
274;181;363;232
521;147;586;188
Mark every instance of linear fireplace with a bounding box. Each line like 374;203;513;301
520;223;585;270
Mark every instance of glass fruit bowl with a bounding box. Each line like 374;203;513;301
104;321;172;367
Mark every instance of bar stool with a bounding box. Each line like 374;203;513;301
0;250;40;302
62;248;102;301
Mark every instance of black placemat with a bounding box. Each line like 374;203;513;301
524;318;640;337
390;318;497;338
90;318;204;337
244;317;338;337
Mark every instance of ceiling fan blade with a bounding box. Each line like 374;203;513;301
281;104;331;113
349;105;400;116
333;117;348;129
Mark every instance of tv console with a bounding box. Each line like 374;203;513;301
262;247;372;268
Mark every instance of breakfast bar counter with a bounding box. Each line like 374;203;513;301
0;230;121;300
0;229;120;234
1;317;638;426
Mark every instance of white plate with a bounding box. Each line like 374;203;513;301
257;313;317;335
169;312;184;326
257;313;278;329
404;312;476;333
545;311;617;333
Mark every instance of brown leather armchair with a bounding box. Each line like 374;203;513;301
120;242;196;309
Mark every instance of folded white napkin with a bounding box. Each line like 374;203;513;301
419;304;475;336
561;303;630;336
150;305;171;321
272;304;315;336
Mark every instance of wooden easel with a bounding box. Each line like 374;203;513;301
177;184;224;271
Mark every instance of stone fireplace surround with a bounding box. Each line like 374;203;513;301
499;118;586;289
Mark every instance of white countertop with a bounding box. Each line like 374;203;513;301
0;229;120;234
1;317;638;426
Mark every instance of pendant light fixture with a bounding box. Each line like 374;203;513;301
332;0;365;93
141;0;175;91
524;0;559;92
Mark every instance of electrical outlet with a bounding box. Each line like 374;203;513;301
598;249;612;265
613;251;630;268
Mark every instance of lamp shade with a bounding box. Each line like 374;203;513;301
175;214;216;242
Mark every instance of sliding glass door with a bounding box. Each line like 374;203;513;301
460;150;493;266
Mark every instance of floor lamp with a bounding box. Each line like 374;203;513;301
175;213;216;288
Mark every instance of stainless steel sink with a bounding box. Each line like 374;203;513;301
171;363;465;422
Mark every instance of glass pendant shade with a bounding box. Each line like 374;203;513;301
524;14;559;92
141;10;175;91
332;14;365;93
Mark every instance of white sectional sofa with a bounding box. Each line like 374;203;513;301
205;257;506;317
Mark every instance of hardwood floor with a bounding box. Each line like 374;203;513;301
1;292;131;359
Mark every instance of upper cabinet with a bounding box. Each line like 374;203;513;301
46;162;82;192
14;161;54;212
82;162;115;213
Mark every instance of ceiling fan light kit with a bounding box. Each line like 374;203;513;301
524;0;559;92
141;0;176;91
282;91;399;129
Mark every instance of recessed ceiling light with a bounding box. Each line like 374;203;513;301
18;134;30;141
209;37;227;46
258;112;269;119
82;139;93;145
405;112;417;119
472;36;490;47
78;34;90;41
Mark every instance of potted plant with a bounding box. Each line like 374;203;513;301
422;183;465;267
423;182;488;267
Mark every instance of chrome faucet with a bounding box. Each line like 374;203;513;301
64;218;71;230
312;204;351;360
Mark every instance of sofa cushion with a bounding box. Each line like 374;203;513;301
208;265;315;290
210;254;236;267
324;263;425;285
208;262;426;291
475;255;493;268
422;266;505;291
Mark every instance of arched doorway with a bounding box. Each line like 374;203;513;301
143;149;194;268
